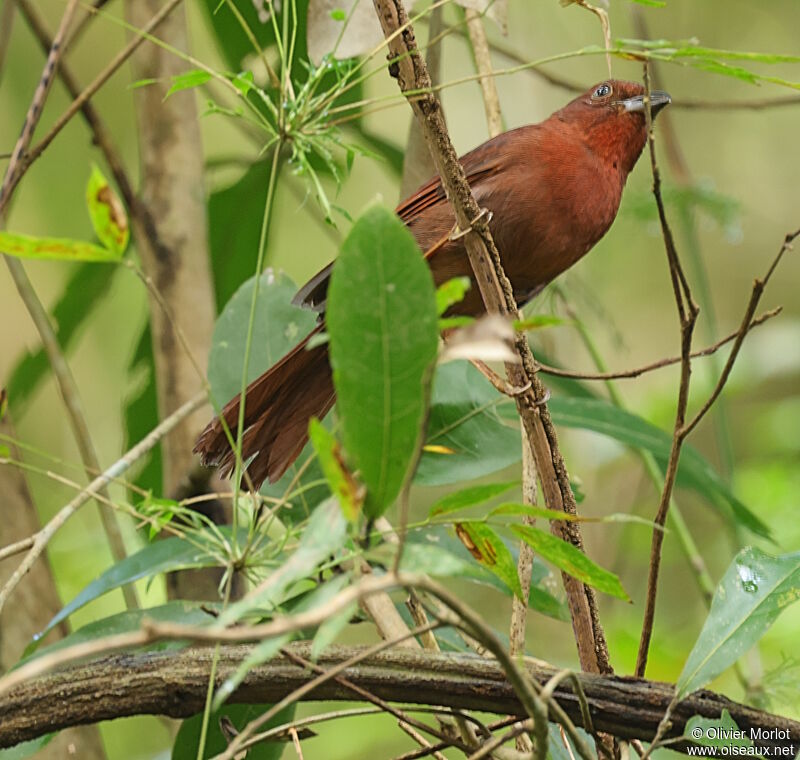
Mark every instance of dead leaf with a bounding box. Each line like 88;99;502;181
307;0;385;65
439;314;518;364
454;0;508;35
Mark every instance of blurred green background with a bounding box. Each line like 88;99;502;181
1;0;798;757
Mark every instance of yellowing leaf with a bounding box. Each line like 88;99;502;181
0;232;121;263
86;165;129;256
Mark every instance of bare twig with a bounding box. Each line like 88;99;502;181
464;9;502;138
0;391;206;617
445;27;800;112
1;0;183;205
634;64;699;678
535;307;780;381
634;69;795;678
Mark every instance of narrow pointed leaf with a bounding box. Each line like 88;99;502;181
677;547;800;697
512;524;630;601
429;480;519;518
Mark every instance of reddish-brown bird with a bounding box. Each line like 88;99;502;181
195;79;670;487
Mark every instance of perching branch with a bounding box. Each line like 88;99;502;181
0;643;797;754
371;0;611;679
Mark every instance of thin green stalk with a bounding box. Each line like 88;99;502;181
195;568;235;760
231;141;283;540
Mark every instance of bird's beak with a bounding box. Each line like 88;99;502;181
621;90;672;119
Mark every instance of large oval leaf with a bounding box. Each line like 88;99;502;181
677;546;800;697
416;362;521;486
207;268;327;521
326;204;438;517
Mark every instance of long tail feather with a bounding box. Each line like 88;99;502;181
193;324;333;488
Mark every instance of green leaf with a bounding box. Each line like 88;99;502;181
173;704;293;760
0;231;121;262
41;532;232;637
309;417;363;521
220;498;348;625
627;0;665;6
416;362;521;486
208;270;317;403
685;710;756;752
398;527;568;621
429;480;519;518
327;204;438;517
677;547;800;698
21;602;219;663
165;68;213;98
208;161;273;312
512;524;630;601
436;276;472;316
547;397;771;540
455;522;523;599
513;315;567;331
85;164;129;255
491;502;656;529
207;267;327;522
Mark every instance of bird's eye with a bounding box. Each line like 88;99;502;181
593;84;612;99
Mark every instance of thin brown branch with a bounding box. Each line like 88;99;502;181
681;229;797;438
1;643;797;753
635;65;699;678
535;307;781;381
371;0;611;679
464;8;502;138
1;0;183;205
0;391;206;617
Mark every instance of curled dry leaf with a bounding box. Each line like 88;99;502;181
455;0;509;34
307;0;385;65
439;313;519;364
307;0;508;65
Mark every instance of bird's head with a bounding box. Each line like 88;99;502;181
557;79;671;175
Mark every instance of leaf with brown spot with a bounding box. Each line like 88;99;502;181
455;521;523;598
86;164;129;256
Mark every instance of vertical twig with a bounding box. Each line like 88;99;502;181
635;64;699;678
464;8;502;137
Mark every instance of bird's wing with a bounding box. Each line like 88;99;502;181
293;135;513;313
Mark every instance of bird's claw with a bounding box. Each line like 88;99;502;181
449;208;494;241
